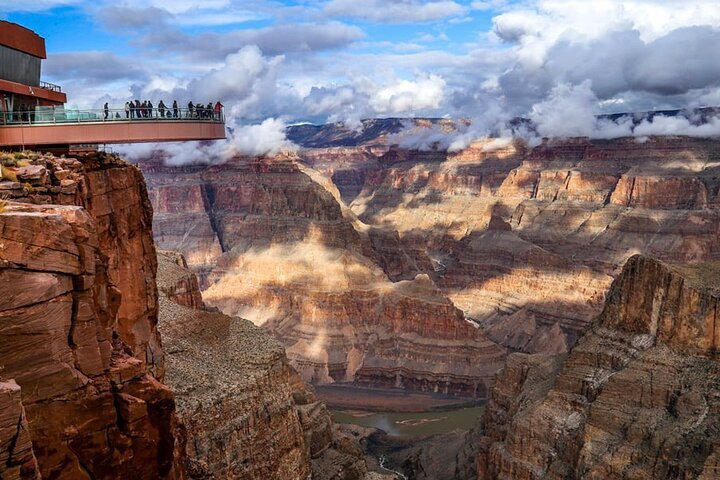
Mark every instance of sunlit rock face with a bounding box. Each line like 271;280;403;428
156;251;368;480
473;255;720;480
0;153;185;479
144;154;506;398
315;136;720;352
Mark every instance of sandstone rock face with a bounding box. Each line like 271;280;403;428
157;251;205;309
0;380;39;480
0;201;184;479
3;151;164;374
308;137;720;353
144;155;505;398
156;250;368;479
474;255;720;480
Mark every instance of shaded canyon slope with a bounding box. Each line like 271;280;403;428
144;154;505;398
0;153;184;479
472;255;720;480
156;250;369;480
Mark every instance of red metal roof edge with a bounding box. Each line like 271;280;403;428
0;78;66;105
0;21;47;59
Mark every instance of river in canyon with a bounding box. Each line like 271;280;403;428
332;406;485;437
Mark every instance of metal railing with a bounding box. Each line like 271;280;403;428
39;81;62;93
0;106;225;125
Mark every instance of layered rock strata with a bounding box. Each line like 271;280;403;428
318;137;720;352
474;255;720;479
145;154;505;397
0;199;184;478
2;151;163;373
156;250;368;479
143;136;720;401
0;380;39;479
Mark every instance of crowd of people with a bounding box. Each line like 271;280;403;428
110;100;224;120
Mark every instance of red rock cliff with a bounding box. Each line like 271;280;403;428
0;152;184;479
473;255;720;479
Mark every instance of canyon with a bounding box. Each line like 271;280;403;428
1;128;719;480
145;153;506;399
0;151;373;479
143;134;720;403
155;250;369;479
473;255;720;479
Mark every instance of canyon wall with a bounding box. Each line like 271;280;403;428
142;136;720;399
0;153;184;479
156;250;368;479
303;137;720;352
474;255;720;479
144;154;505;398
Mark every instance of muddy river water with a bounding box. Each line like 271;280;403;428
331;406;485;437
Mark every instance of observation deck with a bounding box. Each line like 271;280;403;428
0;107;226;147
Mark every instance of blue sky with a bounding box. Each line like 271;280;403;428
5;1;498;60
2;0;720;138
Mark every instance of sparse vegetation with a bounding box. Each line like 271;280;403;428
13;151;27;160
16;159;30;167
0;196;7;214
1;165;18;183
23;182;34;193
0;153;17;167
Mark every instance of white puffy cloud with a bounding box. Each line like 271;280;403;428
302;73;447;128
369;74;446;114
21;0;720;147
117;118;295;165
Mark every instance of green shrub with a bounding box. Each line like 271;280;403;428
13;152;25;160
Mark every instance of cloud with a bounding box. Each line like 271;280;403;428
117;117;294;165
43;51;148;82
93;6;169;30
324;0;466;23
369;74;446;114
17;0;720;148
302;73;447;128
471;0;508;11
139;22;364;60
226;117;295;156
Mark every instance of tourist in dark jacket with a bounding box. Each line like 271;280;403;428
172;100;178;118
158;100;166;118
103;102;109;120
187;101;194;118
125;102;130;119
147;100;154;118
134;99;141;118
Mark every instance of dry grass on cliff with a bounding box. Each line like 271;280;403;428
0;165;17;183
669;261;720;296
